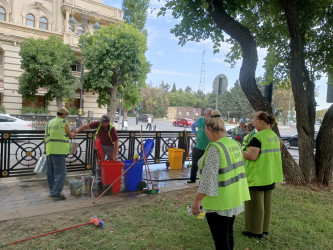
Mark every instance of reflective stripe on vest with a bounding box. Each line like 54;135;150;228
94;123;114;144
199;137;250;210
242;130;255;150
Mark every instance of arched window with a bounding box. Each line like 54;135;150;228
26;14;35;27
0;7;5;21
39;17;48;30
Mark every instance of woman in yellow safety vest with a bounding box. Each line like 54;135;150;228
242;111;283;239
191;110;250;250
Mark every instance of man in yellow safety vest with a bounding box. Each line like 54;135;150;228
45;107;76;200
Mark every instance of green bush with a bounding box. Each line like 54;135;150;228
0;105;5;113
68;107;85;116
21;107;49;114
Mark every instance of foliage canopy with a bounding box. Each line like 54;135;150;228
18;36;77;105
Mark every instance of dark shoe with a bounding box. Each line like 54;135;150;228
242;231;263;239
97;182;103;191
187;180;196;184
263;232;269;236
49;194;66;200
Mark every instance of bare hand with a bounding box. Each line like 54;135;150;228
191;200;201;215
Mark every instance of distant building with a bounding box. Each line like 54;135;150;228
0;0;122;116
167;107;202;120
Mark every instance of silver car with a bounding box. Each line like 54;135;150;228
0;114;33;130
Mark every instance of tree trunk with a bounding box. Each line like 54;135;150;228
109;82;121;123
123;108;128;120
56;97;63;108
207;0;302;184
315;104;333;186
281;0;316;183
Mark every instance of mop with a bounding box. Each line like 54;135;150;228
140;131;159;194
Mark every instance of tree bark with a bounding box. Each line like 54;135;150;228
123;108;128;120
207;0;303;185
280;0;316;183
109;82;121;123
315;104;333;186
56;97;63;108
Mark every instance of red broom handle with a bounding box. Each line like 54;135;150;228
6;222;91;246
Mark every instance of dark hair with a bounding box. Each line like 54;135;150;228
254;111;276;126
205;110;225;133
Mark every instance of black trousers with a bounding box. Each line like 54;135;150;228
190;147;205;182
146;123;152;130
206;213;235;250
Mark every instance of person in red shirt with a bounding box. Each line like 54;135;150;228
75;115;119;190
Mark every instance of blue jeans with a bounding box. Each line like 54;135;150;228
46;154;67;196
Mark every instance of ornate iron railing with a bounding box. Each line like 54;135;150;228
0;130;195;178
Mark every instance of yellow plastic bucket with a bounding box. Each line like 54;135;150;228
168;148;185;169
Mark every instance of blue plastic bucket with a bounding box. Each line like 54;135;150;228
123;160;144;191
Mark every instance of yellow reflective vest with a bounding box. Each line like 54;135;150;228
245;129;283;187
45;117;69;155
199;137;250;211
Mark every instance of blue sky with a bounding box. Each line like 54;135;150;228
104;0;331;110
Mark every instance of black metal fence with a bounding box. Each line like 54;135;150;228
0;130;195;178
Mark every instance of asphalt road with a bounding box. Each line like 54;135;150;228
114;117;299;135
113;117;322;164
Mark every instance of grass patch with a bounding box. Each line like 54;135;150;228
0;184;332;249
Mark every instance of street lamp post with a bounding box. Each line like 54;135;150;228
68;10;100;127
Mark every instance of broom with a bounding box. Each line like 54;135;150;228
140;131;159;194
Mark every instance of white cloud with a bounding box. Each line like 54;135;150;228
151;69;197;77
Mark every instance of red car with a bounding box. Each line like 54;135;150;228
172;118;193;127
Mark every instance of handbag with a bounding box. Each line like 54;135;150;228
34;155;47;175
69;139;78;155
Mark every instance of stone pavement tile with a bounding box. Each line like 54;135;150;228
0;167;193;222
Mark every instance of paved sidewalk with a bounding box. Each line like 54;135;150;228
0;165;197;222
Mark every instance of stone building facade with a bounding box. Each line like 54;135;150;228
0;0;122;116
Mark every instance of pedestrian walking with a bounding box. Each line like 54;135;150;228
75;115;119;190
146;116;152;130
45;107;76;200
188;108;212;183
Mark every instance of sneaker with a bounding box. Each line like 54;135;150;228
242;231;263;239
187;180;196;184
49;194;66;200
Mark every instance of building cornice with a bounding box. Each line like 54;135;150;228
0;21;62;40
61;2;123;25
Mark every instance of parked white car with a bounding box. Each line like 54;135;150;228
0;114;33;130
